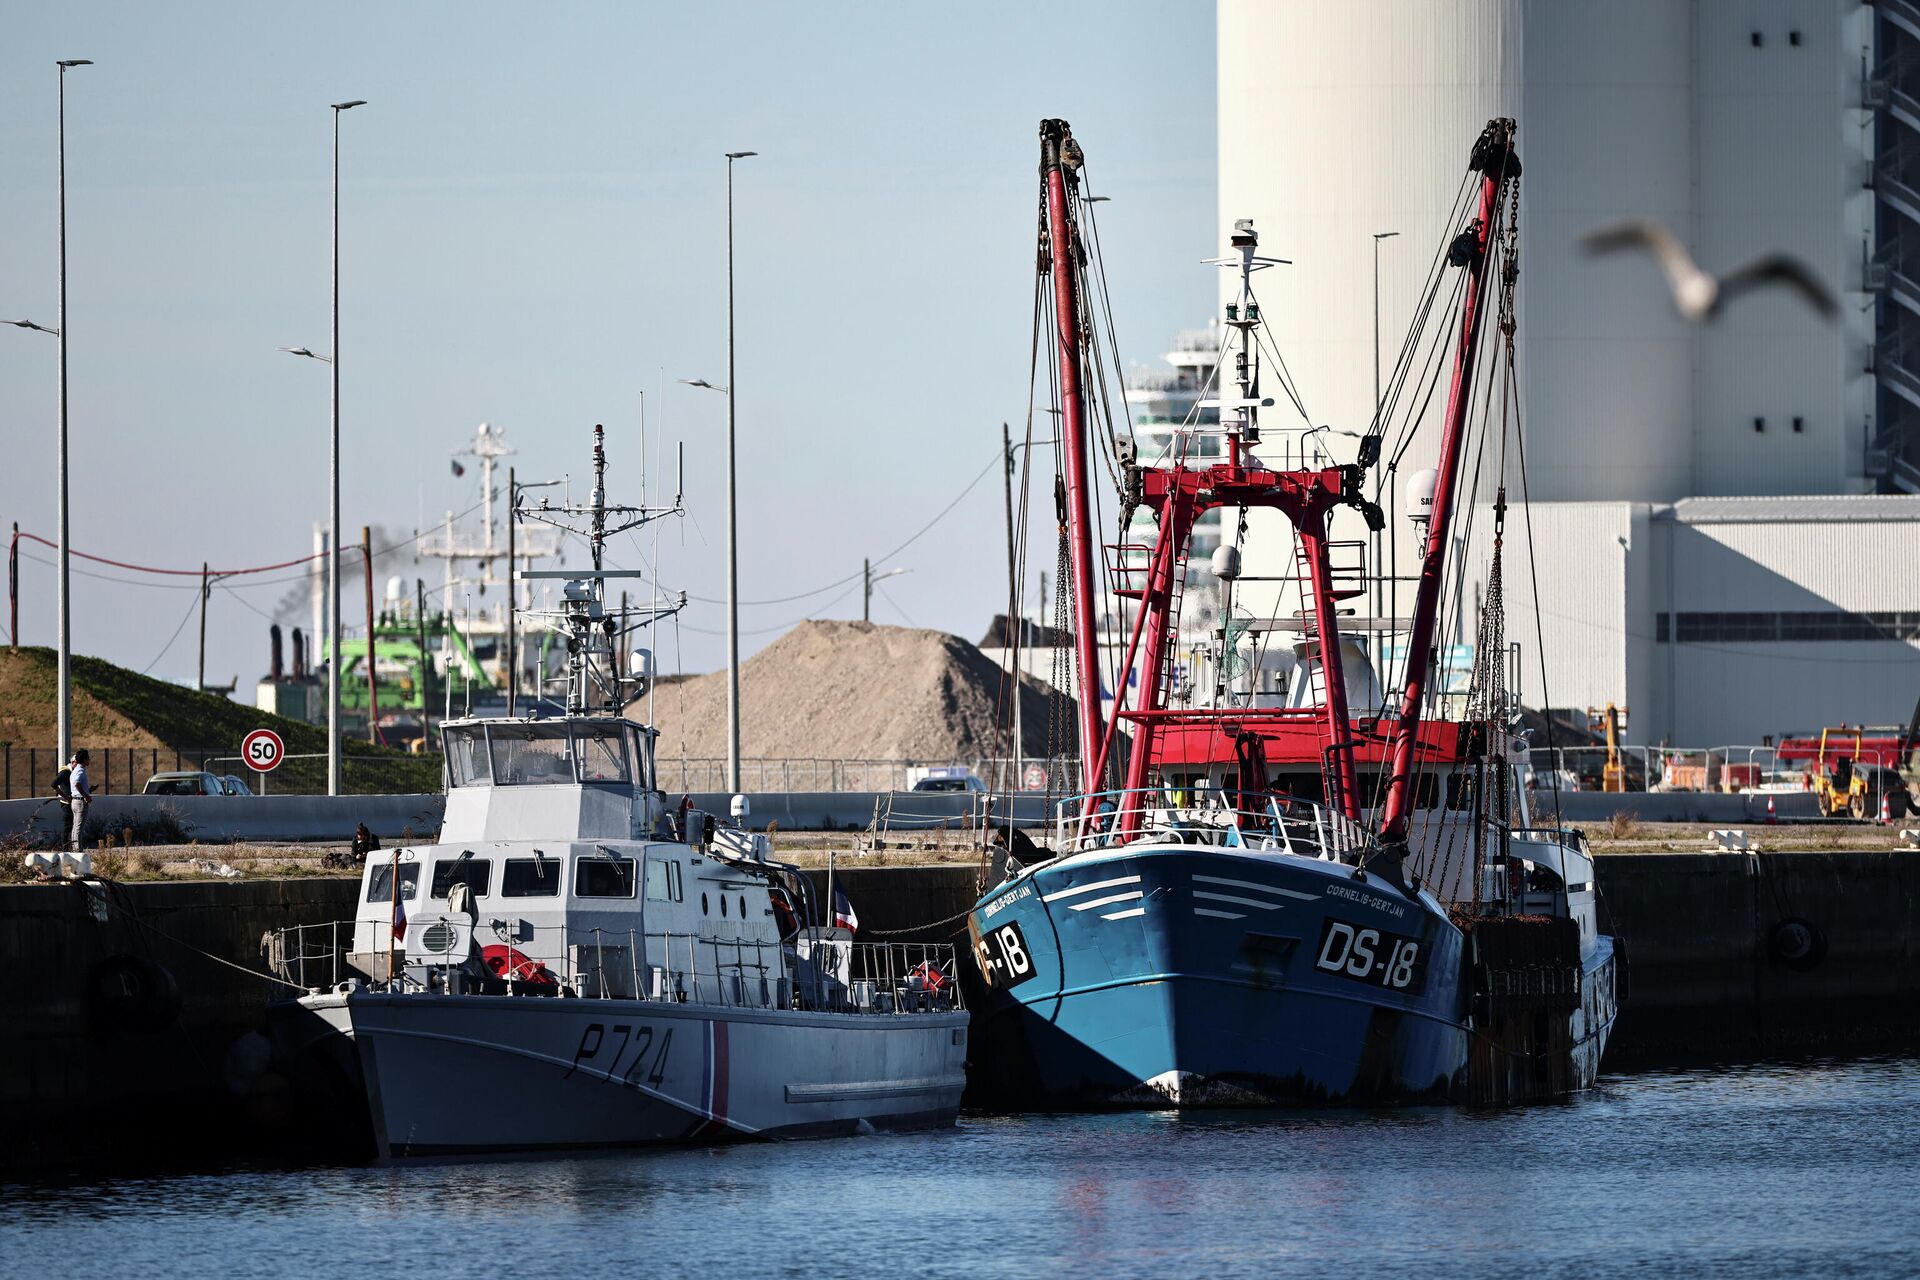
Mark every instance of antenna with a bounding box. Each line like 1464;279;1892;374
511;423;689;714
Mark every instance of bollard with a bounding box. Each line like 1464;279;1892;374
1766;795;1777;825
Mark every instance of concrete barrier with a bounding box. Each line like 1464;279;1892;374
0;793;447;846
1552;790;1819;824
0;789;1057;846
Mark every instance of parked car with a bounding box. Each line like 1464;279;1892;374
142;770;228;797
911;773;987;794
219;774;254;796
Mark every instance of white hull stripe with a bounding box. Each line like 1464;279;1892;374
1042;875;1143;904
1101;907;1146;920
1194;907;1245;920
1193;890;1285;911
1193;874;1316;901
1071;890;1145;913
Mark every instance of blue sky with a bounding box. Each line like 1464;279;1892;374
0;1;1215;687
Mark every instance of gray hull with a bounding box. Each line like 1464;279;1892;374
301;991;967;1158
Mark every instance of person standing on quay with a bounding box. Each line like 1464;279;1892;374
66;748;93;851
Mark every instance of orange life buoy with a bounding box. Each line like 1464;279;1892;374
481;944;557;986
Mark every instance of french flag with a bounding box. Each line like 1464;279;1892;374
831;885;859;934
392;879;408;941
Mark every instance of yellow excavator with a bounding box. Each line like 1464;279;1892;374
1585;704;1628;792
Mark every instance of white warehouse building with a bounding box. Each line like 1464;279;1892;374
1205;0;1920;747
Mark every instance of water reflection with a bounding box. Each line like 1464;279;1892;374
7;1056;1919;1279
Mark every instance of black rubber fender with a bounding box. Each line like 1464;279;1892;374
1767;917;1828;973
86;954;183;1034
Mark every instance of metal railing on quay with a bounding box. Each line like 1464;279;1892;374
262;918;963;1016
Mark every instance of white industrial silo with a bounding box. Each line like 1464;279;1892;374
1217;0;1700;509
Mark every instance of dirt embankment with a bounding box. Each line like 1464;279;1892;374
649;620;1071;763
0;650;168;751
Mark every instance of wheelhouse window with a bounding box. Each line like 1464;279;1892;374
445;727;492;787
367;862;420;902
430;856;492;899
575;724;631;783
645;857;683;902
576;855;637;898
502;856;562;897
490;725;575;785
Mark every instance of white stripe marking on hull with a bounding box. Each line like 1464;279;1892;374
1193;890;1285;911
1193;874;1317;901
1071;890;1144;912
1101;907;1146;920
1042;874;1142;903
1194;907;1245;919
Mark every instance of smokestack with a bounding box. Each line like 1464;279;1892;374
269;624;285;681
291;627;306;679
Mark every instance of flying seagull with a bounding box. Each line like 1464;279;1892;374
1581;220;1838;322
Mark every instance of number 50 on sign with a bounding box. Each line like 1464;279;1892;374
242;728;285;773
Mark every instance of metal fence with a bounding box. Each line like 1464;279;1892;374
1529;744;1796;793
0;744;438;799
654;756;1082;796
2;745;233;800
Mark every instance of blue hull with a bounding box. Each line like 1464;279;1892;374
968;845;1470;1107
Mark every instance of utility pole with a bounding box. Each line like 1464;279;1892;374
9;522;18;648
863;558;871;623
362;526;379;744
197;563;209;691
505;466;517;716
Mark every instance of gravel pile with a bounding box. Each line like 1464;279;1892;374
649;620;1071;762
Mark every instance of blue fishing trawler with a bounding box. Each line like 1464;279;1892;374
970;117;1616;1108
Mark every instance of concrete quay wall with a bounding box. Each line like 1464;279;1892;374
0;876;360;1174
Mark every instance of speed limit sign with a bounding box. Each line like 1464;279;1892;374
242;728;286;773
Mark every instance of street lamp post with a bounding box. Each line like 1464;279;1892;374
54;59;91;765
723;150;756;794
861;563;909;623
328;99;365;796
1371;230;1398;665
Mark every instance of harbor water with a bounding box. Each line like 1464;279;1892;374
7;1054;1917;1278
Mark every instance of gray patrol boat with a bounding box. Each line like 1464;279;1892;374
268;427;966;1159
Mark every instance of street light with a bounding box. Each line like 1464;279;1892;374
5;319;59;335
1371;230;1399;677
723;149;757;794
326;98;365;796
279;346;330;364
52;58;91;766
861;564;911;623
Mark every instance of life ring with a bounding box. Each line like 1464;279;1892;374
909;961;948;996
1767;917;1828;972
480;944;558;986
